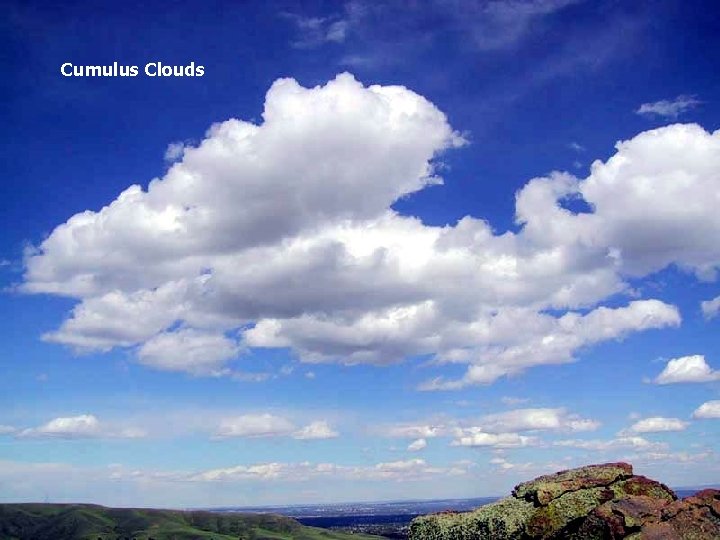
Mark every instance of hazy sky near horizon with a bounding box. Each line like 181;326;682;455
1;0;720;507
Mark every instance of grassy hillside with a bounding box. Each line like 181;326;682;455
0;503;383;540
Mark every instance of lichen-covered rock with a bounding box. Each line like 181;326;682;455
408;463;720;540
611;476;676;503
513;462;633;505
409;496;534;540
525;486;616;539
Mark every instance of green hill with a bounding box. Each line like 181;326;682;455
0;503;383;540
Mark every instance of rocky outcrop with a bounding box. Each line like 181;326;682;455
409;463;720;540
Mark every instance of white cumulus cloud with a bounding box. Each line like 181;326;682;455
419;300;680;389
653;355;720;384
20;73;720;385
692;400;720;419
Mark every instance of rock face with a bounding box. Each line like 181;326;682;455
409;463;720;540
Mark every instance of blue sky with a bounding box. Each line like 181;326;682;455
1;0;720;507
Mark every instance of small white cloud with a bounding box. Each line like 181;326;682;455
692;400;720;419
304;371;316;379
489;456;515;470
501;396;529;406
568;142;585;152
701;296;720;319
0;425;16;435
164;141;186;162
653;355;720;384
407;438;427;452
636;95;700;118
628;450;714;465
489;456;538;472
230;371;272;382
17;414;144;439
555;436;667;452
384;424;445;439
472;408;600;433
293;420;338;440
280;364;294;376
214;414;295;439
451;429;537;448
623;416;689;434
214;415;337;440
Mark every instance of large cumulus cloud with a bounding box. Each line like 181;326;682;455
22;74;720;385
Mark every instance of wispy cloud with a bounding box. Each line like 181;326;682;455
554;435;667;452
461;0;583;50
636;95;700;118
282;13;349;49
382;423;448;439
345;0;581;52
407;438;428;451
334;0;585;69
16;414;145;440
701;295;720;319
469;408;600;433
213;414;339;440
620;416;689;434
194;458;469;483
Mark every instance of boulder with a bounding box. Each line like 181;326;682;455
408;463;720;540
